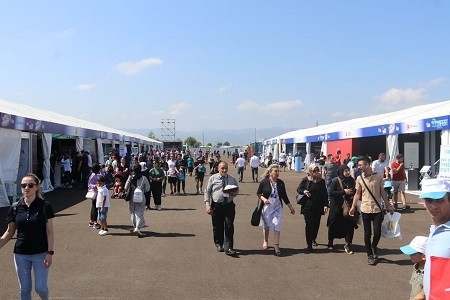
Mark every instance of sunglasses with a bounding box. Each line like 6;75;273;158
313;169;320;172
21;183;37;189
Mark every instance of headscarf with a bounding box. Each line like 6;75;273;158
307;163;321;181
338;164;350;179
131;164;142;185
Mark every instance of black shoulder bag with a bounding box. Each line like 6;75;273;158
296;179;310;205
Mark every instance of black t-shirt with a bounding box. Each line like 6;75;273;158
7;198;55;254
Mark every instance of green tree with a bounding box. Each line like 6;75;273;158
216;142;223;147
194;142;201;148
207;143;212;147
185;137;198;147
148;131;157;139
223;141;230;146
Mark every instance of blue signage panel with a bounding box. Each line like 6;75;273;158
423;116;449;132
361;123;401;137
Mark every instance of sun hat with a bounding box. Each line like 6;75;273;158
419;178;450;199
400;236;428;255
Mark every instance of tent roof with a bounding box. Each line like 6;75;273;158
0;99;162;146
267;100;450;144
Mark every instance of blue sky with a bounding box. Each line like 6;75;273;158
1;1;449;134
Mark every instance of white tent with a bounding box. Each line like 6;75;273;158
0;98;163;207
267;100;450;146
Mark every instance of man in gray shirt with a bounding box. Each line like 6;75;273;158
204;161;239;255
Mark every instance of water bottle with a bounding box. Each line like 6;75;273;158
409;163;413;170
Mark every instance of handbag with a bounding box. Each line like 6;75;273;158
337;178;359;222
85;191;96;200
251;198;264;226
296;179;310;205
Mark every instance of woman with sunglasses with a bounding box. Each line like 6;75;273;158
0;173;55;300
297;163;329;253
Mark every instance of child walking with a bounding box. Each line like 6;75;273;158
96;176;110;236
400;236;427;300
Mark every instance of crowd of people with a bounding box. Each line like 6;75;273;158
2;146;450;299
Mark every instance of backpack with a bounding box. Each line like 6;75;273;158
132;179;144;203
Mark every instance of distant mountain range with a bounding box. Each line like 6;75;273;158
122;127;291;146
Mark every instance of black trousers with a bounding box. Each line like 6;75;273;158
150;183;162;206
362;212;384;256
303;210;322;248
90;199;98;222
211;201;236;249
145;191;151;207
251;167;258;181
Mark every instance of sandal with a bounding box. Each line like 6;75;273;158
262;240;268;250
274;244;281;256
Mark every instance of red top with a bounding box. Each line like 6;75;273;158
391;161;406;181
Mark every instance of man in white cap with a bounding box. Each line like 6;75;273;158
420;178;450;299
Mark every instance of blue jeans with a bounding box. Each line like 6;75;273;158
14;252;49;300
98;207;109;222
237;167;244;181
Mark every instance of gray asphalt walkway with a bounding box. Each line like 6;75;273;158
0;161;431;299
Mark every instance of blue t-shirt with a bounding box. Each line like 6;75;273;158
423;220;450;298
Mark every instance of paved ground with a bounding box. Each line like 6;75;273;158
0;160;432;299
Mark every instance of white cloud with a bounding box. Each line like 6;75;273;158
152;110;165;116
216;84;232;94
16;91;27;96
426;77;445;87
377;88;427;105
238;99;302;112
152;103;192;117
57;27;76;39
114;57;163;75
76;83;95;91
331;112;345;118
169;102;192;115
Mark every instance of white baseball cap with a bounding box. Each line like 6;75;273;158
400;236;428;255
419;178;450;199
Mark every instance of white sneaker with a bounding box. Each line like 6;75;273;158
99;230;108;236
157;205;162;211
98;230;105;235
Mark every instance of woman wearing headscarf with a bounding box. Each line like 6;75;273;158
256;164;295;256
326;164;357;254
125;164;150;238
297;163;329;253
